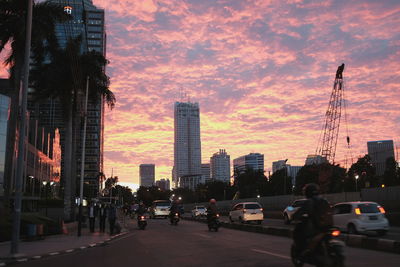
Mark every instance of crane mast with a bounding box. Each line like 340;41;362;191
317;64;345;164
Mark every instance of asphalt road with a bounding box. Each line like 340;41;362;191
18;219;400;267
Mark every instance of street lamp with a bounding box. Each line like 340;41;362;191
355;175;359;192
29;176;34;197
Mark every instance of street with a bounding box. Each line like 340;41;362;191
17;218;400;267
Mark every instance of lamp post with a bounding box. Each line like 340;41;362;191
29;176;35;197
355;175;359;192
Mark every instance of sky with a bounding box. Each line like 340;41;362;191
1;0;400;191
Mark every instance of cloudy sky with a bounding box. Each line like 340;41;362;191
2;0;400;190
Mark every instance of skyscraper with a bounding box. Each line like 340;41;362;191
155;179;170;191
367;140;395;176
210;149;230;183
140;164;155;187
173;102;202;189
201;163;210;184
233;153;264;182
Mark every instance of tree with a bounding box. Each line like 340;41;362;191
347;155;377;191
269;168;292;195
295;163;345;194
31;36;115;220
0;0;70;203
383;157;399;186
235;168;268;198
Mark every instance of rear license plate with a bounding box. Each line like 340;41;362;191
369;216;377;220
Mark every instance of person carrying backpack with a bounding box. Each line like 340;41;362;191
292;183;333;254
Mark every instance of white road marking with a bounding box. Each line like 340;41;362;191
0;262;6;266
32;256;41;259
17;259;27;262
49;252;59;256
107;233;135;243
65;249;74;253
193;233;211;239
251;249;291;260
89;244;96;247
80;246;86;249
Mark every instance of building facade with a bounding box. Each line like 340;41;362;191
210;149;230;183
155;179;170;191
367;140;395;176
233;153;264;182
201;163;210;184
0;94;10;198
305;154;327;165
173;102;202;189
139;164;155;187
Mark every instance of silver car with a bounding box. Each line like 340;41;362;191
283;199;307;224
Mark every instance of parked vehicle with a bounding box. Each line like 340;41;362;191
208;214;221;232
283;199;307;225
191;206;207;218
291;227;345;267
170;212;180;225
149;200;171;219
138;215;147;230
229;202;263;224
332;201;389;235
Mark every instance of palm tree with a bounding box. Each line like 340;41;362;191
31;36;116;220
0;0;70;200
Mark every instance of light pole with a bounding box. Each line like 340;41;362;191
355;175;359;192
29;176;35;197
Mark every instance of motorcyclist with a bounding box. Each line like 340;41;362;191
136;201;147;221
292;183;333;255
169;199;180;222
206;198;219;224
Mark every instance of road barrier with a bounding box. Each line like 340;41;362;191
183;216;400;254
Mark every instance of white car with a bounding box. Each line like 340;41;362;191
333;201;389;236
282;199;307;224
191;206;207;218
150;200;171;218
229;202;264;224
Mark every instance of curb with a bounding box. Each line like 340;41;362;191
0;231;129;266
183;217;400;254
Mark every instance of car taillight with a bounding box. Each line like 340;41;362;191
141;216;145;220
331;230;341;237
175;213;179;216
355;208;361;215
243;209;247;212
379;206;386;214
260;208;263;212
216;214;220;218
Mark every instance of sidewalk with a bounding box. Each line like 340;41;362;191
0;210;133;264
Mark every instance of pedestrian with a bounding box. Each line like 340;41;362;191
108;203;117;235
99;203;107;233
88;202;97;233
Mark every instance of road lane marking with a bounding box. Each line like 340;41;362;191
32;256;41;259
0;262;5;266
65;249;74;253
193;233;211;239
49;252;59;256
108;233;135;243
80;246;86;249
17;259;27;262
251;249;291;260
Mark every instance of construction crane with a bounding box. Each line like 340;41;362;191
316;63;350;164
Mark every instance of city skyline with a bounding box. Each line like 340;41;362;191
1;0;399;190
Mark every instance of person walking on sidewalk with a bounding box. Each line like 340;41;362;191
88;202;98;233
99;203;107;233
108;203;117;235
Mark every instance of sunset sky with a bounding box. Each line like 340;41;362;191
1;0;400;190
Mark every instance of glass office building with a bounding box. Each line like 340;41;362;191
0;94;10;197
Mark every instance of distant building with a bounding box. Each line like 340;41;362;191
210;149;230;183
173;102;202;189
272;159;288;173
367;140;395;176
305;154;327;165
201;163;211;183
233;153;264;182
139;164;155;187
155;179;170;191
288;166;302;186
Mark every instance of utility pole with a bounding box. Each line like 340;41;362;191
11;0;33;256
78;77;89;237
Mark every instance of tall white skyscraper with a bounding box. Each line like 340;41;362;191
173;102;202;189
210;149;231;183
140;164;155;187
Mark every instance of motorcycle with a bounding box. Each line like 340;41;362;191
170;212;180;225
291;228;345;267
208;213;221;232
137;215;147;230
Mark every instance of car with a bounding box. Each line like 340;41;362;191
191;206;207;218
149;200;171;219
229;202;264;224
333;201;389;236
282;199;307;224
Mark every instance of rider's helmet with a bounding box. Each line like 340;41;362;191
209;198;216;204
302;183;320;198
